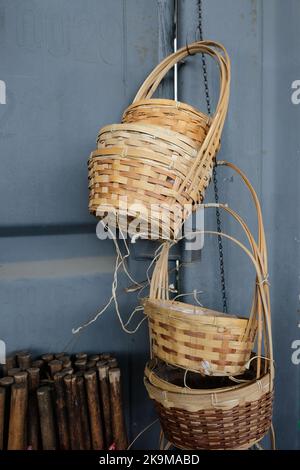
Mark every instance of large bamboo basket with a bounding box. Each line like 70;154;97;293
144;167;272;376
88;41;230;239
144;359;274;450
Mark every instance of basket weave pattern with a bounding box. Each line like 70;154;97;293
144;359;274;450
154;392;273;450
122;99;211;148
146;299;256;376
89;123;211;236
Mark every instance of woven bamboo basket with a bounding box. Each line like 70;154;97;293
123;101;211;149
89;123;199;238
145;296;256;377
88;41;230;239
144;358;274;450
144;168;271;376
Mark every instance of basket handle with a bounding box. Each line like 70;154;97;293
133;40;229;109
133;41;229;103
216;161;271;374
130;41;230;202
148;227;273;382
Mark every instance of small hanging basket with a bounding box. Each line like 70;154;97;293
144;175;272;377
144;358;274;450
88;41;230;239
145;297;256;376
144;234;259;377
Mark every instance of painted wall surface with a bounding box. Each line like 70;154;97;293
0;0;299;449
178;0;300;450
0;0;174;449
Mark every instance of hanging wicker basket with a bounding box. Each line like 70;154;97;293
144;169;272;376
88;41;230;239
144;358;274;450
89;123;199;238
145;296;256;377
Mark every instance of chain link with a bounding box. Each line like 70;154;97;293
197;0;228;313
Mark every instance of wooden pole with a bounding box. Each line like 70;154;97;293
109;368;128;450
31;359;44;370
75;353;87;361
48;360;63;378
107;358;118;369
98;363;112;448
41;354;54;380
7;368;21;377
54;353;66;360
84;370;104;450
8;383;28;450
17;352;32;370
37;386;56;450
86;360;97;369
0;377;14;387
41;353;54;363
64;375;81;450
89;354;100;362
14;371;28;385
62;358;72;369
0;388;5;450
27;368;40;391
13;371;28;447
2;355;16;377
100;353;111;361
53;371;70;450
0;377;14;449
74;359;87;372
62;367;73;376
27;368;40;450
76;375;91;450
61;356;72;369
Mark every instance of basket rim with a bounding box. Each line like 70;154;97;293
144;298;249;326
97;122;199;152
123;98;212;123
144;369;273;409
144;360;251;395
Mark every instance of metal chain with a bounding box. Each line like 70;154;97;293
197;0;228;313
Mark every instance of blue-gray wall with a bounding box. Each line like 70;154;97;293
0;0;299;450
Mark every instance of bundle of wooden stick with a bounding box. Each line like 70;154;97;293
0;351;128;450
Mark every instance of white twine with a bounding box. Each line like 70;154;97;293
123;305;144;327
72;223;146;336
127;419;159;450
244;355;275;370
172;289;203;306
228;355;275;384
183;369;192;389
146;243;167;288
256;274;270;287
